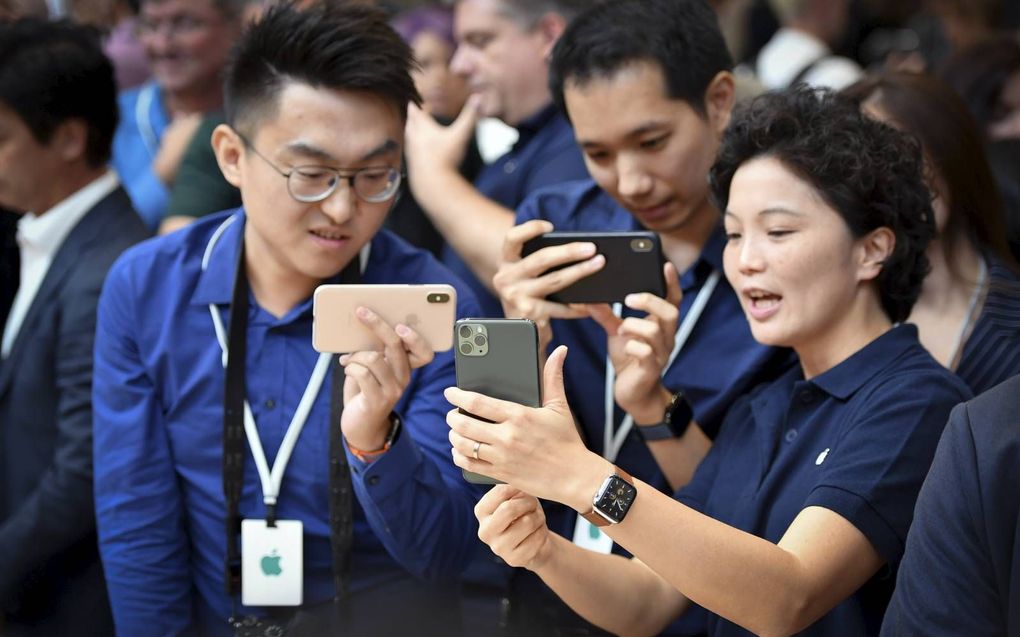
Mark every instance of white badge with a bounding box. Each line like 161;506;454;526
241;519;303;607
572;514;614;554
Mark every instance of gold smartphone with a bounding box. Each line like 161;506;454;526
312;284;457;354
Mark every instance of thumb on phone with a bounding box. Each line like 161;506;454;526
542;345;569;413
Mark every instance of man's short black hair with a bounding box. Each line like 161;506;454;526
224;1;420;136
0;18;118;167
710;87;935;323
548;0;732;119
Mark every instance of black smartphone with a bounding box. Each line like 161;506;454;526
520;231;666;304
454;318;542;484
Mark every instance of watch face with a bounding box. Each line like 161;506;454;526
594;476;637;523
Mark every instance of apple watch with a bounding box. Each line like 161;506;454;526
581;467;637;527
636;389;693;441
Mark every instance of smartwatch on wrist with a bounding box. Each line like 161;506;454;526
581;467;637;527
636;389;693;441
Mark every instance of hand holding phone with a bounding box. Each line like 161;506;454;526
520;231;666;304
453;319;542;484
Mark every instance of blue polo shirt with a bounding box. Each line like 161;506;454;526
93;210;484;636
440;104;589;317
517;179;793;510
111;82;171;230
676;324;971;636
881;374;1020;637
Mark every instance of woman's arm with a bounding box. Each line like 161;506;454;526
475;486;689;637
448;347;885;637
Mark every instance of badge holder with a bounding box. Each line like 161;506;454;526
572;514;614;554
241;519;304;607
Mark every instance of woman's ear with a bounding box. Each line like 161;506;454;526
211;124;244;188
856;226;896;283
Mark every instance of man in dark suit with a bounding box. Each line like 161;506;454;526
0;18;148;636
882;374;1020;636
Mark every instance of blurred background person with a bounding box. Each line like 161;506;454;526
385;3;483;255
111;0;244;230
754;0;863;90
845;70;1020;395
0;17;147;636
939;36;1020;142
69;0;150;89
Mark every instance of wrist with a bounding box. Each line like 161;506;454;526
565;452;613;515
344;412;400;460
629;384;673;426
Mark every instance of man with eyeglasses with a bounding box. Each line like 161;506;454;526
92;4;484;636
110;0;244;230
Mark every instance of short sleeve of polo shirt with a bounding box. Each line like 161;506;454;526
803;369;968;567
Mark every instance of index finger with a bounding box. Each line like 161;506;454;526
502;220;554;263
475;484;524;519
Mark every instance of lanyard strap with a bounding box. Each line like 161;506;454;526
207;215;359;599
135;83;159;159
602;270;721;462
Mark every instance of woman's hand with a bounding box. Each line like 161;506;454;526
475;485;551;571
445;346;608;511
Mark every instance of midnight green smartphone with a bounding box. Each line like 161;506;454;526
454;318;542;484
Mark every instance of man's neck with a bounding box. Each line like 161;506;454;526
35;166;108;217
657;200;720;275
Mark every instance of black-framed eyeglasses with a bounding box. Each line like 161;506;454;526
238;135;403;204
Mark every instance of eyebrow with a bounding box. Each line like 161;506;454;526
282;139;400;164
577;122;670;148
723;207;806;219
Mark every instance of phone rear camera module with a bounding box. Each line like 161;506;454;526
459;325;473;339
631;238;653;252
428;293;450;303
473;334;487;347
459;342;473;355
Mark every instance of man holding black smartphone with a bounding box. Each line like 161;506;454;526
92;4;483;636
490;1;793;633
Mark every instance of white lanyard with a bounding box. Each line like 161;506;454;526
201;214;368;507
135;83;160;159
601;270;721;462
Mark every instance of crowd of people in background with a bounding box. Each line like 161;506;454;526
0;0;1018;636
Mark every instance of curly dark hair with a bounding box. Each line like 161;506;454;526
709;86;935;323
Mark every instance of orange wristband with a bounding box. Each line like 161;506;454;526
345;413;401;462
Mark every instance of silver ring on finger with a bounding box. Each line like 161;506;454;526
472;440;482;461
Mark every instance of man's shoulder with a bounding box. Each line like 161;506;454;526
516;178;629;228
108;210;232;290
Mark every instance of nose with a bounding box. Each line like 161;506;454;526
737;233;766;275
616;155;653;200
449;45;472;77
319;179;357;225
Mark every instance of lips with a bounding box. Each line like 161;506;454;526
309;228;350;248
629;198;674;224
743;287;782;321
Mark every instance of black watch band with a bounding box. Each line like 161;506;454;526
636;390;693;441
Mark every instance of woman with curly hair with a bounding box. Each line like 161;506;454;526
843;71;1020;394
443;86;972;637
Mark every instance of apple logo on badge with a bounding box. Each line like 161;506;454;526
261;550;282;576
404;313;420;328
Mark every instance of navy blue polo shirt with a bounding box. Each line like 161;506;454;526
676;324;971;636
517;179;792;508
440;104;589;317
881;374;1020;637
